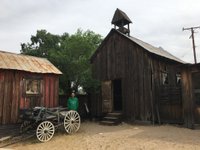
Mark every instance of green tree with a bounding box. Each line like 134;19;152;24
21;29;102;94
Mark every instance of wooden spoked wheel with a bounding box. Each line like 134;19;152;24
64;110;80;134
36;121;55;142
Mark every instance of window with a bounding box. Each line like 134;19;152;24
161;72;169;85
176;73;181;85
24;79;41;96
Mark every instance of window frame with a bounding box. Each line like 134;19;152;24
23;77;43;97
175;73;181;85
161;71;169;85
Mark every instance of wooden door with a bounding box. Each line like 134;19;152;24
102;81;112;113
192;72;200;123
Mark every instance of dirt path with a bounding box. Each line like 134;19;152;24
5;121;200;150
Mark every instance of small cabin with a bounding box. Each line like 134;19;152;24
0;50;62;124
90;9;186;124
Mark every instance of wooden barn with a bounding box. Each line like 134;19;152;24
90;9;186;125
0;50;62;124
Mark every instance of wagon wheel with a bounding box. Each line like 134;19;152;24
64;110;81;134
36;121;55;142
20;121;32;133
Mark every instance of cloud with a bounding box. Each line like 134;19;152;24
0;0;200;63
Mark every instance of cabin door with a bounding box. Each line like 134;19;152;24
192;72;200;123
102;81;112;113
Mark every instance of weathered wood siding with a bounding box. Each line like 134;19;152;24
181;67;193;128
181;65;200;128
0;70;59;124
92;31;182;123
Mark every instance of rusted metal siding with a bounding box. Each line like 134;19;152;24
0;50;62;74
0;70;59;124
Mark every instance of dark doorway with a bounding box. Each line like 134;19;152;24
113;79;122;111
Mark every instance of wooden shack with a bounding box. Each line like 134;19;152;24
90;9;185;124
181;63;200;128
0;50;62;124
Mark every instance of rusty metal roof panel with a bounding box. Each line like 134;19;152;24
0;50;62;74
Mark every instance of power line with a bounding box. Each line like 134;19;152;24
183;26;200;64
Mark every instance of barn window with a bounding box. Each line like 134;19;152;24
161;71;169;85
24;79;41;96
176;73;181;85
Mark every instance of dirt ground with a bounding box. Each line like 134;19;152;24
4;121;200;150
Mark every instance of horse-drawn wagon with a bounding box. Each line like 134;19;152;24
19;107;81;142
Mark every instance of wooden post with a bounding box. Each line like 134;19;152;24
183;26;200;64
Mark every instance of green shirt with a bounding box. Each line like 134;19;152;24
67;97;79;111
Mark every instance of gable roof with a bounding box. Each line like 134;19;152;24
126;33;185;64
111;8;132;26
91;29;185;64
0;50;62;74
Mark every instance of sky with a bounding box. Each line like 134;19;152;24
1;0;200;63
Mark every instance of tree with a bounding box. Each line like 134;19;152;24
21;29;102;94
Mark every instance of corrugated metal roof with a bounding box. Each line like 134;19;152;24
0;50;62;74
91;29;185;64
116;29;185;63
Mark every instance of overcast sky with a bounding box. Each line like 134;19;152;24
1;0;200;63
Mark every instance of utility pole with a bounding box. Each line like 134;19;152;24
183;26;200;64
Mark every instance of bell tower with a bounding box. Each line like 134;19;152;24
111;8;132;36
